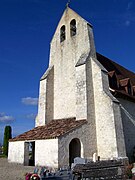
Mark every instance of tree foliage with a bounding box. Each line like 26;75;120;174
3;126;12;156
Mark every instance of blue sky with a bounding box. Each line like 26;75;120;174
0;0;135;144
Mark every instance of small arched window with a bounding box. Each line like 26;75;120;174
60;25;66;43
70;19;76;37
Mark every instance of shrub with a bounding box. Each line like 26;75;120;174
3;126;12;156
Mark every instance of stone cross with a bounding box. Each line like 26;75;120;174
66;0;71;7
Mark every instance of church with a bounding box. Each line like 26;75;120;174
8;7;135;168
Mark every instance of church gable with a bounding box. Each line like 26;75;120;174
50;7;90;44
49;7;93;67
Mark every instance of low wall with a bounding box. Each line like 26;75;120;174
35;139;58;168
73;159;128;179
8;141;24;164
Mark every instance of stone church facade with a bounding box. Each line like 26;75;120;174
8;7;135;168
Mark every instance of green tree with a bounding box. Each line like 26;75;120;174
3;126;12;156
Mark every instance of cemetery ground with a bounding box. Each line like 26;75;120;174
0;158;35;180
0;157;132;179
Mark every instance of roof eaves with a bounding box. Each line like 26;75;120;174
114;90;135;103
58;120;87;138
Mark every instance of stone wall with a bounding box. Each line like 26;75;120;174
36;8;97;123
113;102;126;157
118;98;135;162
36;78;46;126
35;139;58;168
58;123;97;168
36;66;54;126
75;64;87;120
48;8;92;120
86;58;97;158
91;57;126;159
8;141;24;164
45;66;54;124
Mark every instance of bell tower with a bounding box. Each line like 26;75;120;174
36;7;96;126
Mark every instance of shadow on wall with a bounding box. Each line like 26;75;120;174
121;105;135;163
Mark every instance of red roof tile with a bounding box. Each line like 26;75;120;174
9;118;87;142
97;53;135;101
113;90;135;102
97;53;135;84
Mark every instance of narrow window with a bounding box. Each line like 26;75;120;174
127;83;132;95
60;25;66;43
70;19;76;37
133;86;135;96
109;74;118;90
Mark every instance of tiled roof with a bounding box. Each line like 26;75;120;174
113;89;135;101
97;53;135;84
97;53;135;101
9;118;87;142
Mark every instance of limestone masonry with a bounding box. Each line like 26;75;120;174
8;7;135;168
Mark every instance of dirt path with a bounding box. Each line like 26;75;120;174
0;158;35;180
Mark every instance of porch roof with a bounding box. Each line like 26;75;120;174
9;118;87;142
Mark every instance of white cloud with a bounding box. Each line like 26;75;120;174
125;20;131;26
26;113;36;120
22;97;38;106
0;113;15;123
